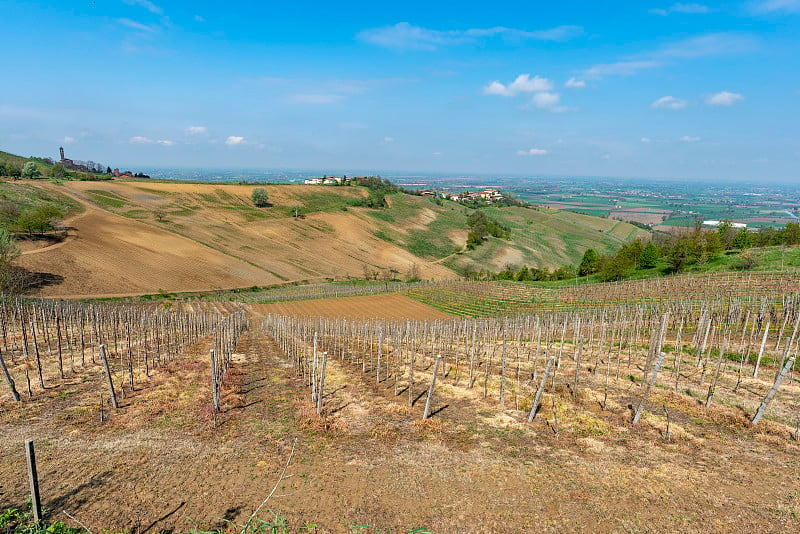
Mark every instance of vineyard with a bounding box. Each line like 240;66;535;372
1;272;800;532
405;270;800;316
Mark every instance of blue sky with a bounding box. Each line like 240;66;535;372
1;0;798;182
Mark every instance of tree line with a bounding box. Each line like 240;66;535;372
471;220;800;283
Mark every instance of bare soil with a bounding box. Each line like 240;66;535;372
15;181;458;299
1;313;798;533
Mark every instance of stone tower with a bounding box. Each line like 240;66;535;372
59;147;65;162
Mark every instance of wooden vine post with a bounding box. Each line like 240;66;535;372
25;439;42;522
99;344;119;409
0;348;20;402
423;354;442;420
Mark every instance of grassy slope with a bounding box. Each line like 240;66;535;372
31;180;650;276
0;150;28;167
0;181;82;229
444;204;650;272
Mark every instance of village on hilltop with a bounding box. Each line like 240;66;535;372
303;175;509;204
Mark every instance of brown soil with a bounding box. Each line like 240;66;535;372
252;294;453;320
1;323;798;533
15;181;458;299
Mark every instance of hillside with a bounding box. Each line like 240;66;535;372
13;179;648;297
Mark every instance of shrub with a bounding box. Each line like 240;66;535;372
251;188;270;207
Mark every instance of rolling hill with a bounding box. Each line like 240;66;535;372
13;178;648;297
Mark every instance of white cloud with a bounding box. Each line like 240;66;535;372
116;18;159;33
517;148;548;156
123;0;163;15
680;135;701;142
650;3;711;15
432;151;442;156
532;92;560;109
564;77;586;88
651;95;688;109
129;136;173;146
750;0;800;13
602;154;612;160
383;137;394;143
225;136;245;146
531;92;572;112
483;74;554;96
641;137;652;143
194;14;205;22
356;22;583;51
185;126;208;135
62;136;75;144
707;91;744;106
129;135;175;146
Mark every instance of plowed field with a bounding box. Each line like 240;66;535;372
251;293;452;320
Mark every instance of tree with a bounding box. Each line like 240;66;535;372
516;265;533;282
251;187;269;207
638;241;660;269
0;228;20;265
578;248;600;276
50;164;66;179
22;161;40;179
731;227;755;250
6;163;21;179
782;222;800;246
717;219;735;249
0;228;21;293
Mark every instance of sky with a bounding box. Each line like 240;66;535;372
0;0;799;182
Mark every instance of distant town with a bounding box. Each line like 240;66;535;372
303;175;509;204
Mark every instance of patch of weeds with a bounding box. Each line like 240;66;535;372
0;506;83;533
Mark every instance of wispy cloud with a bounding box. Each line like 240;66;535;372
564;77;586;88
116;18;159;33
123;0;163;15
749;0;800;13
707;91;744;106
247;76;377;105
582;60;662;79
357;22;583;50
650;3;711;15
483;74;554;96
581;33;757;80
651;95;688;109
680;135;701;142
383;137;395;143
641;137;652;143
129;135;173;146
194;14;205;22
517;148;548;156
287;93;344;105
185;126;208;135
225;136;245;146
531;92;570;112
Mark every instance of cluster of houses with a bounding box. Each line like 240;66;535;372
421;188;506;203
303;175;356;185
